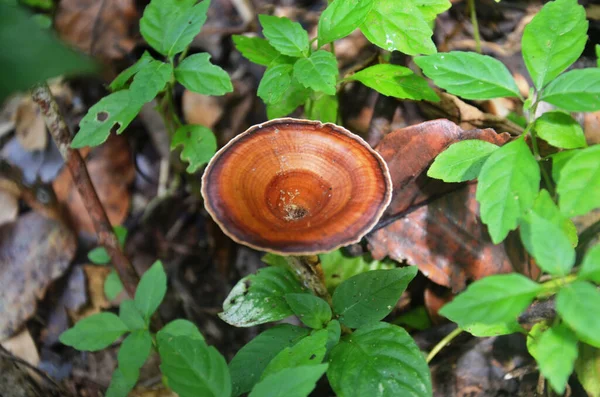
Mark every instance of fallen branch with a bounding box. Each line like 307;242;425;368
31;83;139;298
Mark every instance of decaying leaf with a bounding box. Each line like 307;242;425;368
0;183;19;226
1;329;40;366
13;97;47;152
0;212;76;340
53;135;134;234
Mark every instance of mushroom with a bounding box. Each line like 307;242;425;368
201;118;392;298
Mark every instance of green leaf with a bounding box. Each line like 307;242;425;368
71;90;142;148
284;294;332;329
59;312;128;351
427;140;500;182
541;68;600;112
520;191;576;275
360;0;436;55
0;3;96;101
327;322;431;397
580;245;600;284
306;93;338;123
529;324;578;394
232;35;282;66
158;335;231;397
557;145;600;217
105;270;124;301
110;52;154;91
105;366;139;397
140;0;211;57
415;51;521;99
475;137;540;243
129;60;173;102
597;44;600;68
317;0;374;46
119;300;146;331
171;125;217;173
174;53;233;96
348;64;439;101
463;321;524;337
158;319;204;341
134;260;167;321
575;344;600;397
219;266;304;327
394;307;432;331
525;189;578;246
293;50;337;95
332;266;418;328
324;320;341;358
551;150;578;184
320;249;394;293
438;273;542;327
258;64;293;105
229;325;310;396
259;15;309;57
118;330;153;372
521;0;588;90
412;0;451;21
262;329;328;378
249;364;328;397
88;226;128;265
533;111;587;149
556;281;600;347
266;78;310;119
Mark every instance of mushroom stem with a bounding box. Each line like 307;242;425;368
285;255;332;304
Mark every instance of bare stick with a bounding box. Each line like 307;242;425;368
31;83;139;298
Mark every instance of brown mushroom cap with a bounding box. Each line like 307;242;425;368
201;118;392;255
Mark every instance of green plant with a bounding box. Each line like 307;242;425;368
423;0;600;394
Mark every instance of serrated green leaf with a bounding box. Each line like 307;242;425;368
105;270;124;301
540;68;600;112
158;335;231;397
259;15;309;57
71;90;142;148
520;190;576;275
415;51;521;99
522;0;588;90
219;267;304;327
580;245;600;284
88;226;128;265
557;145;600;217
110;52;154;91
529;323;578;394
105;366;139;397
359;0;436;55
174;53;233;96
527;189;577;246
427;140;500;182
556;281;600;347
320;249;395;293
158;319;204;341
551;150;578;184
439;273;542;327
129;60;172;102
284;294;332;329
119;300;146;331
317;0;374;46
533;111;587;149
463;321;523;337
575;344;600;397
475;137;540;243
229;325;310;396
59;312;128;351
306;93;338;123
412;0;451;21
332;266;417;328
348;64;439;101
140;0;210;57
232;35;282;66
327;322;431;397
171;125;217;173
249;364;328;397
266;78;310;119
293;50;337;95
262;329;328;379
258;64;293;105
118;330;153;372
324;320;341;358
134;260;167;321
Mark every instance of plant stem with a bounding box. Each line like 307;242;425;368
538;274;578;298
286;255;332;304
426;326;463;363
31;83;140;298
468;0;481;54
